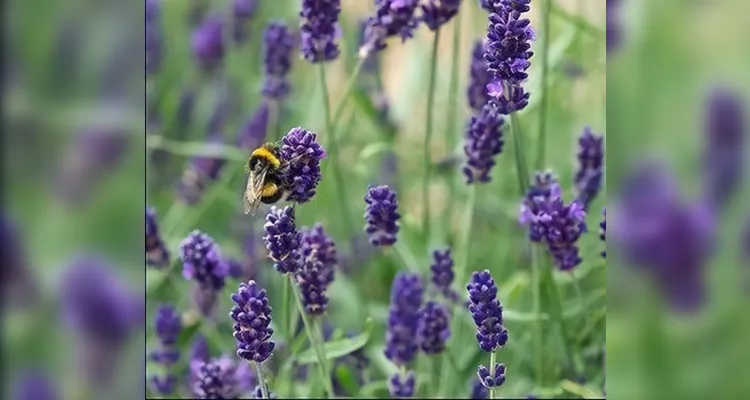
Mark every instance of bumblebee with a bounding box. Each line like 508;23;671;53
243;143;286;215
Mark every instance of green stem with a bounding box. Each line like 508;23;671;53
391;241;421;273
534;0;552;171
509;112;530;195
422;29;441;242
289;274;336;397
531;245;544;384
331;58;366;130
318;64;355;240
540;256;581;376
444;16;462;244
489;351;497;400
436;352;451;397
282;275;291;337
251;361;270;399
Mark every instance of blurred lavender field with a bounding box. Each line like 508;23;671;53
5;0;609;399
607;0;750;398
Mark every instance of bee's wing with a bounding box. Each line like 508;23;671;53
242;168;268;215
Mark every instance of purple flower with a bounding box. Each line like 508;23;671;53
463;103;505;184
262;22;295;100
483;0;535;114
279;127;326;203
237;102;270;150
430;248;460;302
180;230;228;291
175;134;227;205
467;270;508;352
607;0;623;56
263;206;302;274
611;161;715;311
13;370;58;400
360;0;420;57
521;170;559;238
388;371;416;398
300;223;337;285
468;41;492;111
385;272;423;366
192;358;239;398
520;183;587;271
230;280;276;363
364;185;401;247
60;256;143;385
233;0;257;20
235;360;257;393
417;301;451;354
421;0;461;31
192;15;225;70
470;377;489;399
146;207;170;268
300;0;342;63
702;87;746;210
146;0;162;75
600;208;606;259
149;305;182;395
574;126;604;209
477;363;506;388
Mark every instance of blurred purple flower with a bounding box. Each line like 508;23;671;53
421;0;461;31
279;127;326;203
607;0;623;56
237;102;270;150
470;376;489;399
13;370;58;400
252;385;278;398
520;183;587;271
264;206;302;274
468;41;492;111
417;301;451;354
477;363;506;388
192;357;239;398
56;129;129;205
385;272;423;366
146;207;170;268
146;0;162;75
230;280;276;363
364;185;401;247
149;305;182;395
467;270;508;352
180;230;228;315
300;0;342;63
702;87;746;210
1;215;38;308
430;248;460;302
295;224;337;316
611;161;716;311
232;0;257;42
60;255;143;386
388;371;416;398
463;102;505;184
484;0;535;114
175;134;227;205
191;334;210;362
192;15;225;70
574;126;604;209
360;0;420;57
262;22;295;100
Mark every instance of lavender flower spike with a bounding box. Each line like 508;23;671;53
296;224;337;315
279;127;327;203
417;301;451;354
263;206;302;274
146;206;170;268
483;0;535;114
364;185;401;247
467;270;508;352
149;304;182;395
468;41;492;111
430;248;454;293
180;230;228;315
230;280;275;363
300;0;342;63
574;126;604;209
192;358;239;398
470;376;490;399
388;371;416;398
236;102;270;150
421;0;461;31
477;363;506;388
360;0;420;57
463;102;505;184
191;15;225;70
385;272;424;366
262;22;295;100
